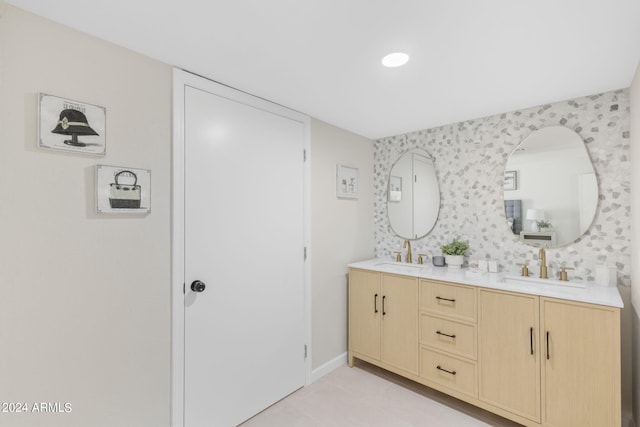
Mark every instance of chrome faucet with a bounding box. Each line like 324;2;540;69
403;240;413;264
538;247;548;279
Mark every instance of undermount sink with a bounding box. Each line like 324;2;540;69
374;262;425;271
501;275;587;289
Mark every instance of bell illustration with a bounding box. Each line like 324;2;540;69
51;109;99;147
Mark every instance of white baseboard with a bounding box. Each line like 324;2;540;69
310;352;347;383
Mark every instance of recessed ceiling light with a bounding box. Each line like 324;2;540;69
381;52;409;68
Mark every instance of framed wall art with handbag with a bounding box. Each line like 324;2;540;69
96;165;151;214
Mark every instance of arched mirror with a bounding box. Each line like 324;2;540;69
387;148;440;239
503;126;598;248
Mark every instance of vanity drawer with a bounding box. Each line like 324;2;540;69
420;314;476;359
420;280;477;322
420;347;477;398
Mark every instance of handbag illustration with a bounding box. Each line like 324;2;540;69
109;170;141;209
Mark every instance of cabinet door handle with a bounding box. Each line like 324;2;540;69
436;365;456;375
374;294;378;313
436;330;456;339
546;331;550;360
530;327;534;355
382;295;386;315
435;296;456;303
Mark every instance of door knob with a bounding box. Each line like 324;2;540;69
191;280;206;293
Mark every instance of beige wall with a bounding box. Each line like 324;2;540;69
0;5;172;427
631;59;640;427
310;119;374;370
0;6;376;425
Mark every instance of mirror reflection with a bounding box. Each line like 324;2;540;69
387;148;440;240
503;126;598;248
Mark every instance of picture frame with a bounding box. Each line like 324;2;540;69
96;165;151;214
38;93;106;156
389;175;402;202
504;170;517;191
336;164;358;199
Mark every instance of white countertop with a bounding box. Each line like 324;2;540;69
348;258;623;308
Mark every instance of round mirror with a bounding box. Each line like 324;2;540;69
387;148;440;239
503;126;598;248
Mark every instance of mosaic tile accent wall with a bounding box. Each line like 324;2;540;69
374;89;631;285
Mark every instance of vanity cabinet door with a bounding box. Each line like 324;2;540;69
479;290;540;423
381;274;419;374
541;298;621;427
348;269;381;362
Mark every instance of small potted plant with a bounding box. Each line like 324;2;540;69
536;219;552;230
440;239;469;269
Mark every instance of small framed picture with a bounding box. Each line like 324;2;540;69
96;165;151;214
504;170;517;191
336;164;358;199
38;93;106;156
389;175;402;202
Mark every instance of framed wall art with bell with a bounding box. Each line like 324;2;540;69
38;93;106;155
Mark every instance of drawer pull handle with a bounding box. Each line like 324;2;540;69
374;294;378;313
382;295;386;316
436;365;456;375
436;330;456;339
435;296;456;303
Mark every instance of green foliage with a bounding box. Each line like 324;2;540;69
440;239;469;256
536;220;551;229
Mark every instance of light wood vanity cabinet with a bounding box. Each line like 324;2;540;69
419;280;478;398
478;291;621;427
348;269;382;361
348;269;419;375
479;290;541;423
348;268;621;427
541;298;621;427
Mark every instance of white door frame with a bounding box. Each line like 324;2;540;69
171;68;312;427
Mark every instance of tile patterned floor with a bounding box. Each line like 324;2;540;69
241;361;522;426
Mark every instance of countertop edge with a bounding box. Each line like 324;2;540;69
348;258;624;308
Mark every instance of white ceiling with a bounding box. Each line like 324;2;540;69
7;0;640;139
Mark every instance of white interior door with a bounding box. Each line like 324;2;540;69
578;173;597;234
412;153;438;238
182;82;307;426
